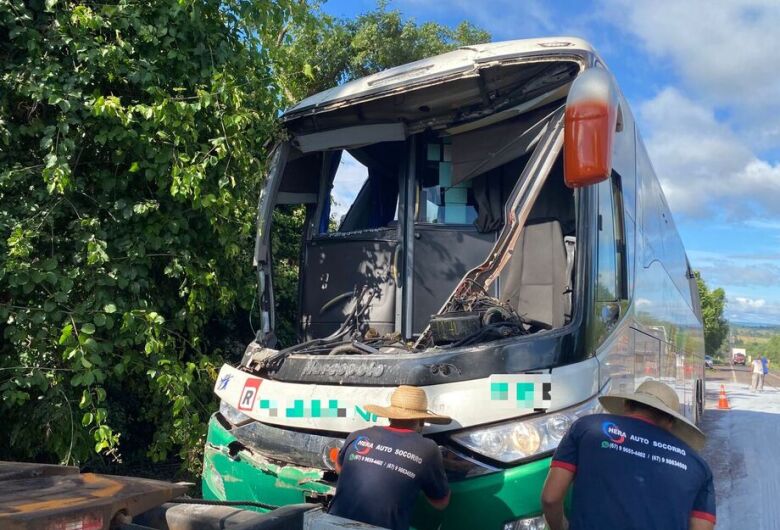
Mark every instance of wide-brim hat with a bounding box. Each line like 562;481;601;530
598;380;705;451
365;385;452;425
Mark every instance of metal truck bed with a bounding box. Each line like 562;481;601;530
0;461;187;530
0;461;385;530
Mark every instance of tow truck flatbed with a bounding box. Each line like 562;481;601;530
0;462;187;530
0;461;384;530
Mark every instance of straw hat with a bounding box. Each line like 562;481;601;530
599;380;705;451
364;386;452;425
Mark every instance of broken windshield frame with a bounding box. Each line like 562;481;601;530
414;106;567;348
254;56;590;352
251;111;582;367
254;142;289;344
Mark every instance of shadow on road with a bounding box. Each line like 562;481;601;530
700;383;780;529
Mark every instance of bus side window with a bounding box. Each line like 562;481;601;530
596;174;627;302
612;174;628;300
596;180;618;301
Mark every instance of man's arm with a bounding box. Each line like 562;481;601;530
426;490;450;510
690;467;716;530
334;433;358;474
689;516;715;530
421;443;451;511
541;466;574;530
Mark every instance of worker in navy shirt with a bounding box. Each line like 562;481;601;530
542;380;716;530
329;386;451;530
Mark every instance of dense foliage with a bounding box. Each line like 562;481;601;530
748;334;780;366
0;0;489;475
732;326;780;366
275;1;491;102
0;0;311;472
695;272;729;356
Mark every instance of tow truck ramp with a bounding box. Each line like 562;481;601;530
0;462;385;530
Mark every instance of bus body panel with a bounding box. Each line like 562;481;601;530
213;358;599;434
203;415;551;530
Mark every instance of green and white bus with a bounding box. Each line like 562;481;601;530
203;37;705;530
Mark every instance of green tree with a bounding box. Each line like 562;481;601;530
0;0;311;472
761;335;780;367
275;1;491;103
695;272;729;355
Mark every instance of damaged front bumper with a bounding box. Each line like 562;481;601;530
203;415;551;529
202;417;334;508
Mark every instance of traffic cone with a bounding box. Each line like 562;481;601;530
717;385;730;410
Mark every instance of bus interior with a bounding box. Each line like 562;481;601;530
254;58;584;364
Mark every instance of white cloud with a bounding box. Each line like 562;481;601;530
638;87;780;218
602;1;780;116
697;261;780;287
331;153;368;221
635;297;652;308
733;297;766;310
727;296;780;325
688;248;780;323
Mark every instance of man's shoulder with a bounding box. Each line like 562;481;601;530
571;412;612;431
393;430;440;456
570;413;674;438
418;434;441;453
350;426;376;436
346;426;380;441
680;442;713;476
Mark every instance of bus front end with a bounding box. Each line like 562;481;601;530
203;37;705;530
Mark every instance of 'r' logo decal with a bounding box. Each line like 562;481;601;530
238;379;262;411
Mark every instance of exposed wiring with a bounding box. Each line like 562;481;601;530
260;285;383;370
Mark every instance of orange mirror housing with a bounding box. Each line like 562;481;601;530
564;68;620;188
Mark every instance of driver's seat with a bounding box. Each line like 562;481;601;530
499;219;567;329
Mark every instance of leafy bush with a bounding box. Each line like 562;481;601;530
0;0;488;475
696;272;728;356
0;0;307;472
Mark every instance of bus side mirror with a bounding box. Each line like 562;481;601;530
564;68;621;188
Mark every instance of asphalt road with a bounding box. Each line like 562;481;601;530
702;363;780;529
706;363;751;386
706;362;780;391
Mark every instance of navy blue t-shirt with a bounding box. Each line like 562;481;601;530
329;426;449;530
552;413;716;529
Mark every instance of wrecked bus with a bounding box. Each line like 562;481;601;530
203;37;705;529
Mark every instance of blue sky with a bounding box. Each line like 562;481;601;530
321;0;780;324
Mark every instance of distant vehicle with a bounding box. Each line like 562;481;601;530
732;348;747;365
705;355;714;369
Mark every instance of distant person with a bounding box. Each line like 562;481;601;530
329;386;451;530
762;355;770;390
751;356;765;392
541;380;716;530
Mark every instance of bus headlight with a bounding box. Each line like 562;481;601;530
450;395;601;463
